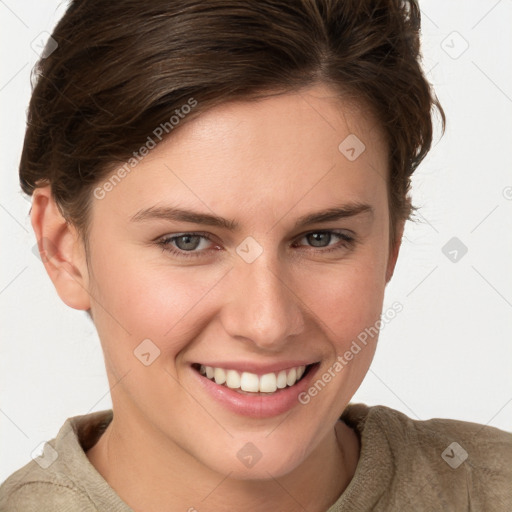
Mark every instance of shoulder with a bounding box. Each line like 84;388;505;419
344;402;512;467
342;403;512;510
0;449;96;511
368;404;512;468
0;409;118;512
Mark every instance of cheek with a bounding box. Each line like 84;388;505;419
299;251;387;336
88;247;229;354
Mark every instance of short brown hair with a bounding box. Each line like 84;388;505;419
20;0;445;248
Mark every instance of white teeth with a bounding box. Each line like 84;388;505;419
225;369;241;389
286;367;297;386
213;367;226;385
276;370;288;389
198;364;310;393
241;372;260;392
259;373;277;393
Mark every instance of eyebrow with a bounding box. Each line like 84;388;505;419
130;202;373;231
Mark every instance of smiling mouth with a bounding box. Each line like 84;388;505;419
191;362;318;394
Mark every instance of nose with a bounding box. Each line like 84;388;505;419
220;253;305;351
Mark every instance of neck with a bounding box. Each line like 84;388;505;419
86;409;359;512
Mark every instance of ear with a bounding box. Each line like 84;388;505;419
385;219;405;284
31;185;91;310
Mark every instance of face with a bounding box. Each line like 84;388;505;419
81;83;398;478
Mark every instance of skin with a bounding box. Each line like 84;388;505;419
31;83;404;512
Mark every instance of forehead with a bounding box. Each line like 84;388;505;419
166;84;386;170
92;84;389;228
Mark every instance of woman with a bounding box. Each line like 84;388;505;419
1;1;511;511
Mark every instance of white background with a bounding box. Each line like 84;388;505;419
1;0;511;481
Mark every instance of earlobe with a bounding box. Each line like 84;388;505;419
30;186;91;311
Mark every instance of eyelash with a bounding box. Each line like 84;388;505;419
156;230;356;259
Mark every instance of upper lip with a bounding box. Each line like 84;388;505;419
192;360;318;376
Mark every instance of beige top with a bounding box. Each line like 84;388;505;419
1;403;511;511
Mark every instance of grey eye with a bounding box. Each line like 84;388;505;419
306;232;333;247
174;235;202;251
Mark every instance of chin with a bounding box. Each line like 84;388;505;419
198;436;311;481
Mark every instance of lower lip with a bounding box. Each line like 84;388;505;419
191;363;320;418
